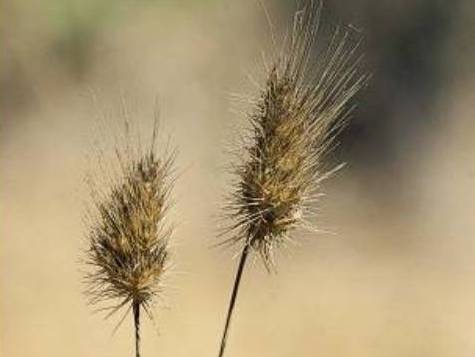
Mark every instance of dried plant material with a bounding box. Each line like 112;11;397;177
83;112;175;357
218;1;368;356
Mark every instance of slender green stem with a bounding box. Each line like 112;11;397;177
218;244;250;357
133;301;141;357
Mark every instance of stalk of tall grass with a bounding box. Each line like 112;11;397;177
217;1;368;356
82;114;175;357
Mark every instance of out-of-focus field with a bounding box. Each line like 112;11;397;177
1;0;475;356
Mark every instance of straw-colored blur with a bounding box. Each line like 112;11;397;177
1;1;475;357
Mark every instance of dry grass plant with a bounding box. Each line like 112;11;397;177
82;104;176;357
217;1;368;356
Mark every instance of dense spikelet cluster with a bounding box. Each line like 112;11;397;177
224;0;367;267
84;121;175;324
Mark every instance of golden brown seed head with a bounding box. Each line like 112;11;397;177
224;0;368;267
84;124;175;317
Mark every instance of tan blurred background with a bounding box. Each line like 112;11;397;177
1;0;475;356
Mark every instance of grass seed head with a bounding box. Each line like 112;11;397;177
224;0;368;268
84;118;175;319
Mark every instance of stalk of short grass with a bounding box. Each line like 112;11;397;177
133;301;141;357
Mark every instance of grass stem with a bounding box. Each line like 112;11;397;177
218;244;250;357
133;301;141;357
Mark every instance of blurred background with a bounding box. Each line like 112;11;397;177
1;0;475;356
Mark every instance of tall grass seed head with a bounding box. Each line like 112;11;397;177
224;0;368;268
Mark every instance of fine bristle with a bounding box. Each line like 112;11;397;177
223;0;368;268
